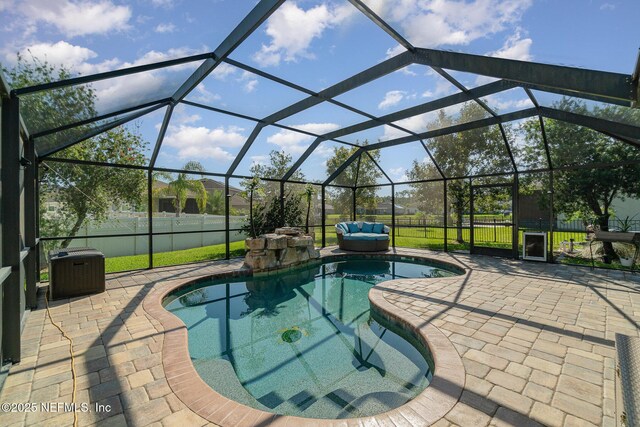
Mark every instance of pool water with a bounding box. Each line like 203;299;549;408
163;257;459;419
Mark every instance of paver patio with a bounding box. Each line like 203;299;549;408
0;247;638;427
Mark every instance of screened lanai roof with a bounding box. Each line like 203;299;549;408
10;0;640;186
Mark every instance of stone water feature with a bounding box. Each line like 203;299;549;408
244;227;320;271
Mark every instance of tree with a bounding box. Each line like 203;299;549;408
153;161;208;217
240;150;306;236
6;55;149;249
243;176;262;238
303;183;316;232
325;142;382;218
249;150;305;182
406;159;443;218
422;102;511;242
206;189;225;215
523;98;640;261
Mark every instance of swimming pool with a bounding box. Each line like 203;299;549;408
163;256;462;419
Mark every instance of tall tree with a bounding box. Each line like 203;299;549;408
153;161;208;216
523;98;640;261
422;102;512;242
6;55;149;249
325;142;382;218
406;159;443;218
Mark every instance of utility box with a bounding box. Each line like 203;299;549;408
49;248;105;300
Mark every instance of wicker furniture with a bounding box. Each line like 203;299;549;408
335;222;390;251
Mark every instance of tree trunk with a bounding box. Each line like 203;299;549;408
60;212;87;249
306;201;311;233
456;210;464;243
249;189;256;238
597;215;616;263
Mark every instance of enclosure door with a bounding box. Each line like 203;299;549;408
470;183;518;258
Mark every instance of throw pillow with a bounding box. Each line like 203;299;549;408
347;222;360;233
361;222;374;233
372;223;384;233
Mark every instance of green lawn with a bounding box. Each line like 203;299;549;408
40;240;246;281
39;225;626;281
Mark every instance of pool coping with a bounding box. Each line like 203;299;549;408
142;253;466;426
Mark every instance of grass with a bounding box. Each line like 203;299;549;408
39;225;627;281
40;240;246;281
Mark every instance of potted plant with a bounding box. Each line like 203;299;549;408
615;214;637;232
615;243;636;267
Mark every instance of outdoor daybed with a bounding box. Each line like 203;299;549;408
335;221;390;251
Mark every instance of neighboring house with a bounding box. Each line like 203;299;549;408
154;178;249;214
356;202;416;215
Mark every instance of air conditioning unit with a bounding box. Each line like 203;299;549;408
523;232;547;261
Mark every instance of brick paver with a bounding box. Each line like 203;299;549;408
0;248;638;426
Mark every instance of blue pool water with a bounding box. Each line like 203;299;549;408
163;257;460;419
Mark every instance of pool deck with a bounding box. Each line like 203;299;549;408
1;247;639;426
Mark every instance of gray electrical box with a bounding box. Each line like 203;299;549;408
49;248;105;300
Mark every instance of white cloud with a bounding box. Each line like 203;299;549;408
163;124;247;161
600;3;615;11
383;103;465;139
250;155;269;166
123;46;206;69
483;94;533;112
12;41;120;75
17;0;131;37
474;30;532;85
489;30;532;61
150;0;175;8
244;79;258;93
389;166;407;181
373;0;532;54
155;23;176;33
378;90;406;110
191;84;221;104
267;123;340;154
172;104;201;124
210;63;237;80
253;2;355;67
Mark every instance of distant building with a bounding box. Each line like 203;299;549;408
154;178;248;214
356;202;416;215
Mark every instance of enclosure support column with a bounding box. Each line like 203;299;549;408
225;177;230;259
469;179;475;251
24;137;37;309
512;174;520;259
352;188;356;221
548;172;554;262
321;186;326;248
391;184;396;248
280;181;285;228
147;170;153;269
443;179;448;252
35;161;41;289
2;95;22;362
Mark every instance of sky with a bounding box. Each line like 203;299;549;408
0;0;638;183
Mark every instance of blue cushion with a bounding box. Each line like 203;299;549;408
343;233;389;241
361;222;374;233
336;223;348;234
347;222;360;233
372;223;384;233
